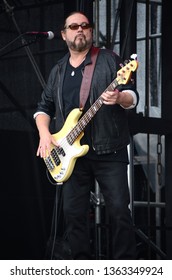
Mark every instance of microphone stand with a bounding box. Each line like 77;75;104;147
2;0;46;89
0;36;41;58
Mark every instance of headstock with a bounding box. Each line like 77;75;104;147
116;56;138;85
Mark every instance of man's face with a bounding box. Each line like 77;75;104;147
61;13;93;52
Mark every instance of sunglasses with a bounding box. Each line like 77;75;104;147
65;22;92;30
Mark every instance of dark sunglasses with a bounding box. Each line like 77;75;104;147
65;22;91;30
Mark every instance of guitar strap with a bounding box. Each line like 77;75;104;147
79;46;100;110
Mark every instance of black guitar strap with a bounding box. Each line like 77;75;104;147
79;46;100;110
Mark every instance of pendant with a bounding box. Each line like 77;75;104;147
71;71;75;76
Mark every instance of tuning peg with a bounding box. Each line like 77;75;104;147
130;54;137;60
130;78;135;84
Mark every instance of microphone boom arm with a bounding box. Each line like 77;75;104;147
3;0;46;89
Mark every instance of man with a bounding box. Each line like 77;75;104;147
34;11;139;259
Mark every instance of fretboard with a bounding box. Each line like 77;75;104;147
66;78;119;145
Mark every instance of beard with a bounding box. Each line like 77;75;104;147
67;34;92;52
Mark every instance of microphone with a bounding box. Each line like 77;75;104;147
25;31;55;40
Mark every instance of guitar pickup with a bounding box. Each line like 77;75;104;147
44;156;55;171
54;146;66;157
51;148;61;166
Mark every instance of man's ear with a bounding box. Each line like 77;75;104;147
61;30;66;41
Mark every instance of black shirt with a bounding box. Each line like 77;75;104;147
62;59;129;163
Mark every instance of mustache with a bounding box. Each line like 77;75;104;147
75;34;86;40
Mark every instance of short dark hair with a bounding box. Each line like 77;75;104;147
63;11;90;29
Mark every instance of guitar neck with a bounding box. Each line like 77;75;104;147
67;78;119;145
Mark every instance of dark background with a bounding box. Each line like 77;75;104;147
0;0;172;260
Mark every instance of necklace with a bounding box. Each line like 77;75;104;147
70;61;85;77
71;70;75;76
69;56;86;77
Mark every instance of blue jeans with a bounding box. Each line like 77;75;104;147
62;157;136;259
